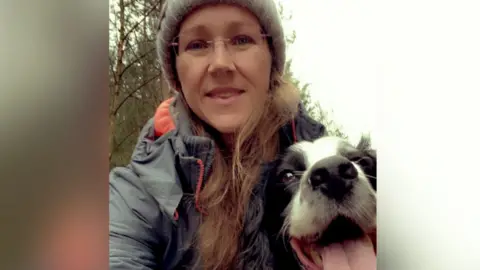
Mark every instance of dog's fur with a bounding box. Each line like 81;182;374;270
282;136;376;242
237;135;377;270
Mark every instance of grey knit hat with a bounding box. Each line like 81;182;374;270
156;0;286;91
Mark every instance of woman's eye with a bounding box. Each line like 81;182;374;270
185;40;208;51
232;35;254;45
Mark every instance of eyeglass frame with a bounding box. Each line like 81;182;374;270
168;31;271;58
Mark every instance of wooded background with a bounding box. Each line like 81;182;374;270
109;0;346;168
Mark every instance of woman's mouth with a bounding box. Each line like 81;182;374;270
205;87;245;105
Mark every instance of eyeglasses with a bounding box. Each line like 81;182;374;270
170;29;270;59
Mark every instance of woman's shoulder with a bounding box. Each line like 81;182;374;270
123;96;182;169
109;155;180;224
111;95;205;223
109;97;182;220
111;141;181;219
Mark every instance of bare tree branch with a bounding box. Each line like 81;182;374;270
116;27;156;80
122;1;162;43
122;36;155;55
113;0;126;97
118;47;156;79
109;55;118;86
110;127;138;160
110;0;126;161
109;0;166;167
112;73;162;116
109;17;117;30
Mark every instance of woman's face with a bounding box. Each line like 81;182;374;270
175;4;272;135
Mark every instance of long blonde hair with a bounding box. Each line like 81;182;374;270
179;71;301;269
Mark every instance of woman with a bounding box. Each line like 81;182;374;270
109;0;325;269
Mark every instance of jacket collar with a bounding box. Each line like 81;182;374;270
130;94;325;220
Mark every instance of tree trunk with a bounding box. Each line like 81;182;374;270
110;0;126;161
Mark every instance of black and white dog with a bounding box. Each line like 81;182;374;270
263;135;377;269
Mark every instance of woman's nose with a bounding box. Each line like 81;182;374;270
207;40;235;75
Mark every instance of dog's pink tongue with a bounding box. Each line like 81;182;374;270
320;236;376;270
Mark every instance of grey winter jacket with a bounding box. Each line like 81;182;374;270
109;95;325;270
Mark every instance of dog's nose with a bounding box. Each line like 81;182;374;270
309;155;357;201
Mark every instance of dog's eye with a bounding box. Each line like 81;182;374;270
357;156;374;168
348;155;362;163
282;171;296;182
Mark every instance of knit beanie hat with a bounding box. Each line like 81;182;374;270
156;0;286;91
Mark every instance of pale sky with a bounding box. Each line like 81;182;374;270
275;0;377;145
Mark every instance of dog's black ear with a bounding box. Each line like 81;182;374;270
356;133;372;151
362;148;376;191
365;149;376;160
356;133;376;167
275;157;288;178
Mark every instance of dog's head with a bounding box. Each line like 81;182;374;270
275;135;376;268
